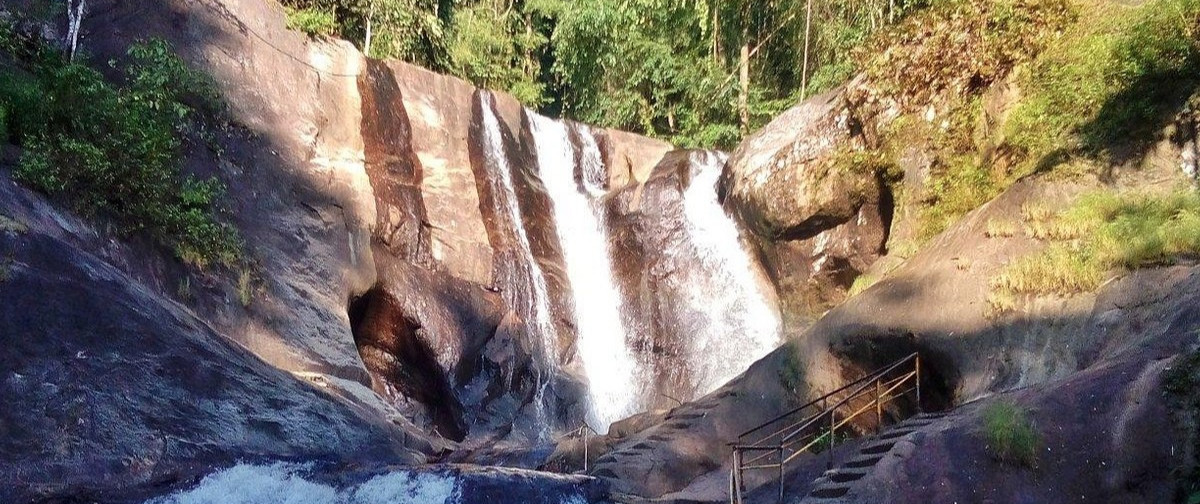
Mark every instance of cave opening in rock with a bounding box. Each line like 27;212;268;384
348;286;468;441
836;334;959;419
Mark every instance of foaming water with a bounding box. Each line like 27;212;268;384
478;93;558;437
680;151;781;393
528;116;639;432
145;464;460;504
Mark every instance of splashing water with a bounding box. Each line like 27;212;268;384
478;93;559;437
144;464;461;504
528;116;639;432
680;151;781;393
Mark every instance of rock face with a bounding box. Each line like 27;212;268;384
578;163;1198;501
0;180;419;503
722;86;894;325
609;150;782;410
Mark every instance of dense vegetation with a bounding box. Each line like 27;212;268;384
0;29;241;268
280;0;926;147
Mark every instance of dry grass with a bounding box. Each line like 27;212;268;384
985;219;1019;238
237;268;255;307
0;214;27;234
989;190;1200;317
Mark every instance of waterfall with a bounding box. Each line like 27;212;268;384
527;115;639;432
679;151;781;393
478;93;558;437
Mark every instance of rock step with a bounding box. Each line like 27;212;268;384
859;441;897;455
828;470;868;484
809;485;851;499
876;428;916;440
842;455;884;469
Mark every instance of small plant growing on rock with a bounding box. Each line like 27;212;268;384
982;401;1041;468
237;268;256;308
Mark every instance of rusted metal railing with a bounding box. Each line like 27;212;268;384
729;353;923;504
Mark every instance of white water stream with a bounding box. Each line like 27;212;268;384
478;93;558;436
527;116;640;432
680;151;781;393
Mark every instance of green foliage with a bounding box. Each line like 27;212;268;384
0;34;240;268
277;0;927;147
1005;0;1200;173
779;345;805;394
982;401;1040;468
286;7;338;37
989;190;1200;315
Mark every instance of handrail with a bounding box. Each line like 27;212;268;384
570;424;600;473
729;353;924;504
736;353;918;443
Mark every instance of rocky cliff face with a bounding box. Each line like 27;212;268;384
0;0;790;499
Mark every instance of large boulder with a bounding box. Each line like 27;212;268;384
722;86;895;324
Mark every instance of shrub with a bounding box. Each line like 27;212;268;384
982;401;1040;468
286;7;338;38
0;34;240;268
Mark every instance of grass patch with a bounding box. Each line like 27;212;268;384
0;24;241;269
982;401;1041;468
847;274;880;298
989;190;1200;315
237;268;256;307
779;345;804;394
985;218;1019;238
285;7;338;38
0;214;26;234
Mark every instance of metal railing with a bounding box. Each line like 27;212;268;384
569;423;600;473
729;353;923;504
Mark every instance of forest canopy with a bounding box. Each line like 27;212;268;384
280;0;926;148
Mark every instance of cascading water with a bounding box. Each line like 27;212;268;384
679;151;781;393
527;116;640;432
477;93;558;438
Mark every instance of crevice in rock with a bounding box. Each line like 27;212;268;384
833;330;959;416
876;172;897;255
349;286;468;441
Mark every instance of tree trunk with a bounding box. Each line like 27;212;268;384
800;0;813;100
66;0;87;61
738;39;750;135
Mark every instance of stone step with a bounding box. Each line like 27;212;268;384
828;469;869;484
842;455;884;469
809;485;851;499
859;441;897;455
876;428;916;440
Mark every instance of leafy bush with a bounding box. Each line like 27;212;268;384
1005;0;1200;172
0;34;240;268
982;401;1040;467
286;7;338;37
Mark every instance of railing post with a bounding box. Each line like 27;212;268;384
915;355;923;413
875;379;883;434
828;410;835;470
583;428;589;473
733;449;743;504
778;447;785;504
